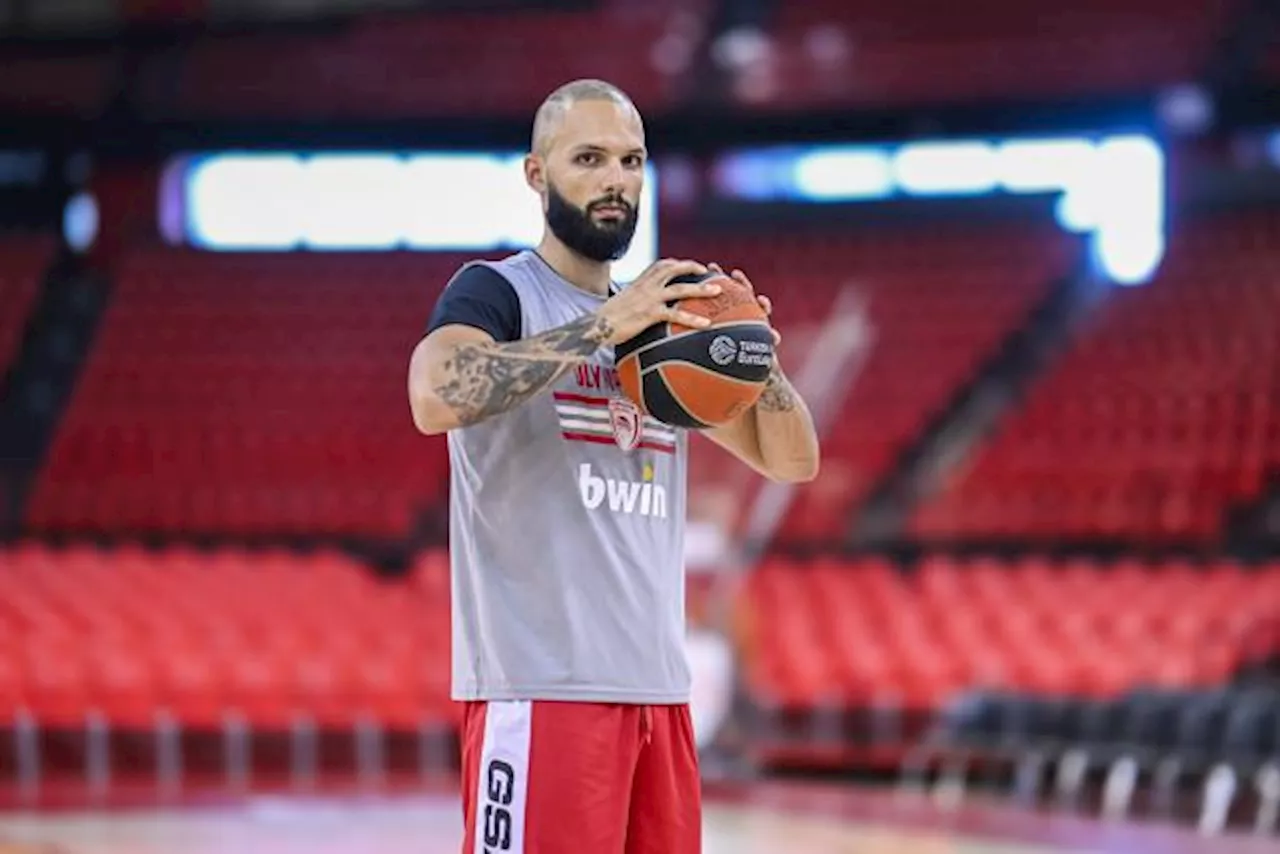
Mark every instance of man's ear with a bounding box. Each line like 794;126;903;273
524;154;546;195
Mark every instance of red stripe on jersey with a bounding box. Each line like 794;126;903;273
561;432;616;445
553;392;611;407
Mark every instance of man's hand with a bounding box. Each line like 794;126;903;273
707;263;782;348
701;261;819;482
594;258;723;345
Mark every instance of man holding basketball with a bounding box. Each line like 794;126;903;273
407;79;820;854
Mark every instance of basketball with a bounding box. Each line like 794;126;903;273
615;271;776;428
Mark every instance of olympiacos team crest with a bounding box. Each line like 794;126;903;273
607;397;643;452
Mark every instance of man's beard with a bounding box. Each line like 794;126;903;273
545;184;639;263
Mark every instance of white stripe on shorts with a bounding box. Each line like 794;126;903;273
474;700;532;854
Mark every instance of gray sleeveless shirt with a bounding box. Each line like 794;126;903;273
445;250;690;704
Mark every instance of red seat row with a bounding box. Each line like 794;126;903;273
5;543;1276;742
0;543;454;730
133;1;710;120
725;0;1228;110
739;554;1280;710
0;0;1225;119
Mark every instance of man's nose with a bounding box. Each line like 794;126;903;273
599;160;627;196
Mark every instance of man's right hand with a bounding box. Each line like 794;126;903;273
594;259;722;345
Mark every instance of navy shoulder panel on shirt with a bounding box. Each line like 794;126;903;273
425;263;522;343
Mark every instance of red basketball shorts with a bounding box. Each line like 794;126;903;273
458;700;701;854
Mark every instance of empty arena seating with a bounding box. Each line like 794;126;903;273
27;249;464;538
0;543;453;735
136;0;710;119
6;544;1273;782
740;555;1280;714
729;0;1229;109
666;221;1079;544
0;234;53;378
910;212;1280;542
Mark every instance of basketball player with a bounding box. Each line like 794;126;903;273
407;79;820;854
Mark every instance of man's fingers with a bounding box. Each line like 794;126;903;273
638;258;705;286
664;282;722;301
668;309;711;328
656;259;708;283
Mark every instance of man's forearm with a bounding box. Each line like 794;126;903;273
432;313;614;427
752;365;820;481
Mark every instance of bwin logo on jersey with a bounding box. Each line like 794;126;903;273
578;463;668;518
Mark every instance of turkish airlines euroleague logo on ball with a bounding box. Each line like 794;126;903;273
708;335;737;366
709;332;771;367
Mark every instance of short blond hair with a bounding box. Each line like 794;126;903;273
531;79;641;156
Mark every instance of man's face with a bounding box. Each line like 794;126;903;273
532;100;646;262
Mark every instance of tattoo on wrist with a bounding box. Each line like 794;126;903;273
756;365;799;413
435;313;612;425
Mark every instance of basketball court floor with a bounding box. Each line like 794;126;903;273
0;780;1272;854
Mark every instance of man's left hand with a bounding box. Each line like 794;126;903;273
708;262;782;347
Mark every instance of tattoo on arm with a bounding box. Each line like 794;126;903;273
756;365;800;413
434;313;614;426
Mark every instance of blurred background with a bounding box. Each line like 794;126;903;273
1;0;1279;848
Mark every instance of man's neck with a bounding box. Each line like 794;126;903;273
535;236;612;297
